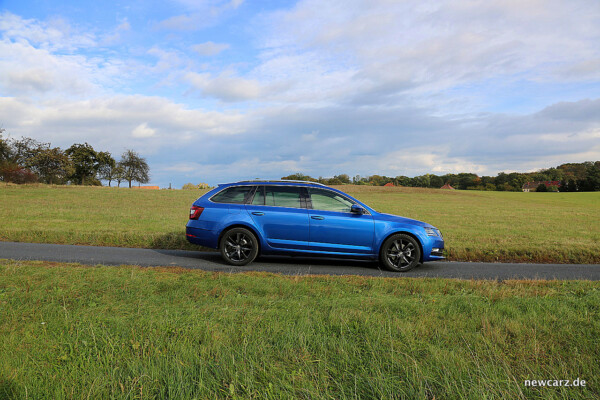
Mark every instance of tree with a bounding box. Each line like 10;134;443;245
394;176;412;187
1;135;48;183
0;128;11;163
412;174;431;188
96;151;117;186
333;174;350;184
7;136;49;166
114;162;125;187
281;173;317;182
66;143;98;185
120;150;149;188
456;173;478;190
577;163;600;191
566;179;578;192
429;175;444;188
536;183;547;192
26;147;73;184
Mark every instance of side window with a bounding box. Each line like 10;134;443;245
252;186;265;205
309;188;354;212
264;186;303;208
211;186;254;204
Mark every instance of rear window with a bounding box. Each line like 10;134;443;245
211;186;254;204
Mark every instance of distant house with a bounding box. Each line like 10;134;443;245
383;182;395;187
440;183;455;190
522;181;561;192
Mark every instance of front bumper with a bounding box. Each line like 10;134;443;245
424;236;445;261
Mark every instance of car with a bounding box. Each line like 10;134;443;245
185;180;444;272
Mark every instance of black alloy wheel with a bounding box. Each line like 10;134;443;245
220;228;259;266
380;233;421;272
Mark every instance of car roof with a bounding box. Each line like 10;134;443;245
208;180;374;213
220;180;329;187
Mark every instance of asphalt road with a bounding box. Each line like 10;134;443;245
1;241;600;280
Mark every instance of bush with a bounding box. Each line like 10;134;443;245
0;164;38;184
182;183;211;190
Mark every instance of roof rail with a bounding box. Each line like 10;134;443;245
233;179;327;186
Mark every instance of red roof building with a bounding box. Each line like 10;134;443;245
383;182;395;187
440;183;455;190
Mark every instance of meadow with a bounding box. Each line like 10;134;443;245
1;259;598;399
0;183;599;263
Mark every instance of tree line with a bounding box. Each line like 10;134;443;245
282;161;600;192
0;130;149;187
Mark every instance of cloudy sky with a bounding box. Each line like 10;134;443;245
0;0;599;187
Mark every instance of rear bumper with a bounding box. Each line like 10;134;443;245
185;226;218;249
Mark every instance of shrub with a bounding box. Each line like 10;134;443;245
182;182;211;190
0;164;38;184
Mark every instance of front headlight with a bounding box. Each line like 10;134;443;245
424;227;443;238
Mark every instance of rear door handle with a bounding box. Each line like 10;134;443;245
251;212;264;216
311;215;324;220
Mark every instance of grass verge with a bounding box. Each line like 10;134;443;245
1;259;599;399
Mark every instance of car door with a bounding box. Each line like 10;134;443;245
245;185;310;250
307;188;375;254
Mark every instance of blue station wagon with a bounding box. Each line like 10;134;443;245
186;180;444;272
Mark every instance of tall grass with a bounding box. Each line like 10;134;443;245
1;259;598;399
1;183;599;263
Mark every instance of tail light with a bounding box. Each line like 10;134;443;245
189;206;204;220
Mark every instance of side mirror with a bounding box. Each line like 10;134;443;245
350;204;365;214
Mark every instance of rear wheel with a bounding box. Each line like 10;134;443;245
220;228;259;266
380;234;421;272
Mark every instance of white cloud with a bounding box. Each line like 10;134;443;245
185;71;263;102
191;41;229;56
132;123;156;138
0;95;250;156
102;19;131;45
155;0;245;31
155;14;200;31
0;12;133;98
0;11;96;51
251;0;600;107
0;39;100;96
0;4;598;187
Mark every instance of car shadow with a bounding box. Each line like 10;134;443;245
150;248;443;276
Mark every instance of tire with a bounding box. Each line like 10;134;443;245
380;233;421;272
219;227;259;266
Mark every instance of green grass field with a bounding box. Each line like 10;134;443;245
1;260;598;399
0;183;599;263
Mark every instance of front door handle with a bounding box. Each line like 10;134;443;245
311;215;324;220
252;212;264;216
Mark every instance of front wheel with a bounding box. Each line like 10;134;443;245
380;234;421;272
220;228;259;266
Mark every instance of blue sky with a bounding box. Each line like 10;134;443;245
0;0;599;187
